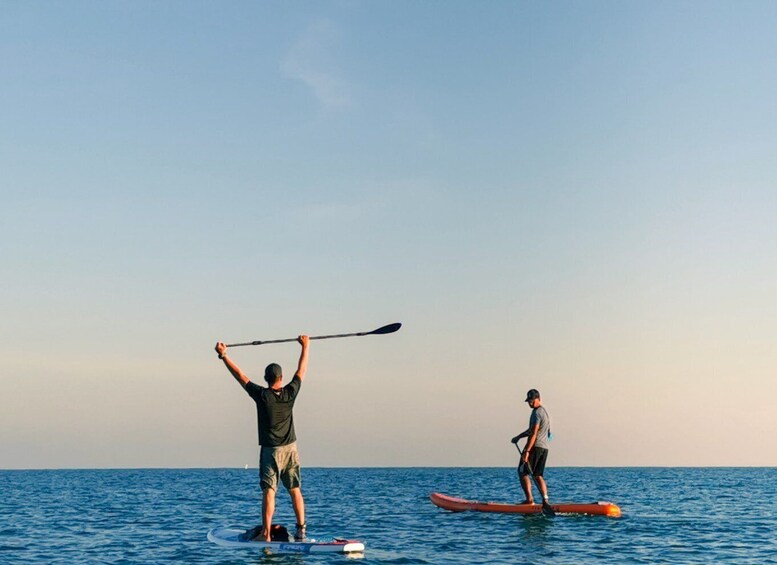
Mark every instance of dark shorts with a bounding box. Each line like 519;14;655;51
259;442;301;492
519;447;548;477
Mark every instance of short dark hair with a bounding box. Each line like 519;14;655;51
264;363;282;385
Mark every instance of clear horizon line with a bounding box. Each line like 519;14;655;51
2;465;774;472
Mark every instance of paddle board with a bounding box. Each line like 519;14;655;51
431;492;621;517
207;526;365;554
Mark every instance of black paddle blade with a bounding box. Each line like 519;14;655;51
541;500;556;517
370;322;402;335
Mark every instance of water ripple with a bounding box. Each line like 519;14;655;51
0;467;774;563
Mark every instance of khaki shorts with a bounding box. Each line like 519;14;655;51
259;442;301;492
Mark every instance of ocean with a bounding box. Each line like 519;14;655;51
1;467;774;563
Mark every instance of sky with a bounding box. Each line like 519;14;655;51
2;1;776;469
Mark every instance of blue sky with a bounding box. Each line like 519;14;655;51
2;1;776;469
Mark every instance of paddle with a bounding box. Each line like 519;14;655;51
515;443;556;516
225;322;402;348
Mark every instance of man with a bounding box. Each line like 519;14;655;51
511;388;551;505
214;335;309;542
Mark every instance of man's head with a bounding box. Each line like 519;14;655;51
525;388;541;409
264;363;283;385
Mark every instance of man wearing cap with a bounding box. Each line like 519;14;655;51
214;335;309;542
511;389;551;505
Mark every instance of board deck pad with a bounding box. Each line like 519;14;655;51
207;526;365;554
431;492;621;517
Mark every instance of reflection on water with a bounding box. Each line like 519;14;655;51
514;513;553;542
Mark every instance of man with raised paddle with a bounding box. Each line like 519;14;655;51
215;335;310;542
511;388;552;512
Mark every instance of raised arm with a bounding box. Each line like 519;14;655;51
294;335;310;381
215;342;250;388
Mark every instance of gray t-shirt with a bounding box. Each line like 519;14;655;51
529;406;551;449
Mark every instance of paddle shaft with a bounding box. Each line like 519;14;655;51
515;443;555;516
225;322;401;348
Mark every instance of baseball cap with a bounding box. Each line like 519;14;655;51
525;389;541;402
264;363;283;382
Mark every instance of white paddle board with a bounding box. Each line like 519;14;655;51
207;526;365;554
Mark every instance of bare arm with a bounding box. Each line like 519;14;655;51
523;423;540;454
514;424;540;464
294;335;309;381
510;423;539;464
215;342;250;388
511;428;531;443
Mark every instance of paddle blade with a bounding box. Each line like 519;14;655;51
370;322;402;335
541;500;556;517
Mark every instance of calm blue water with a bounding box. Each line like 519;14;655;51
1;467;775;563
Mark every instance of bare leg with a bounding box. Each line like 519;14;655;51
520;475;534;503
289;487;305;527
262;488;276;542
535;475;549;501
